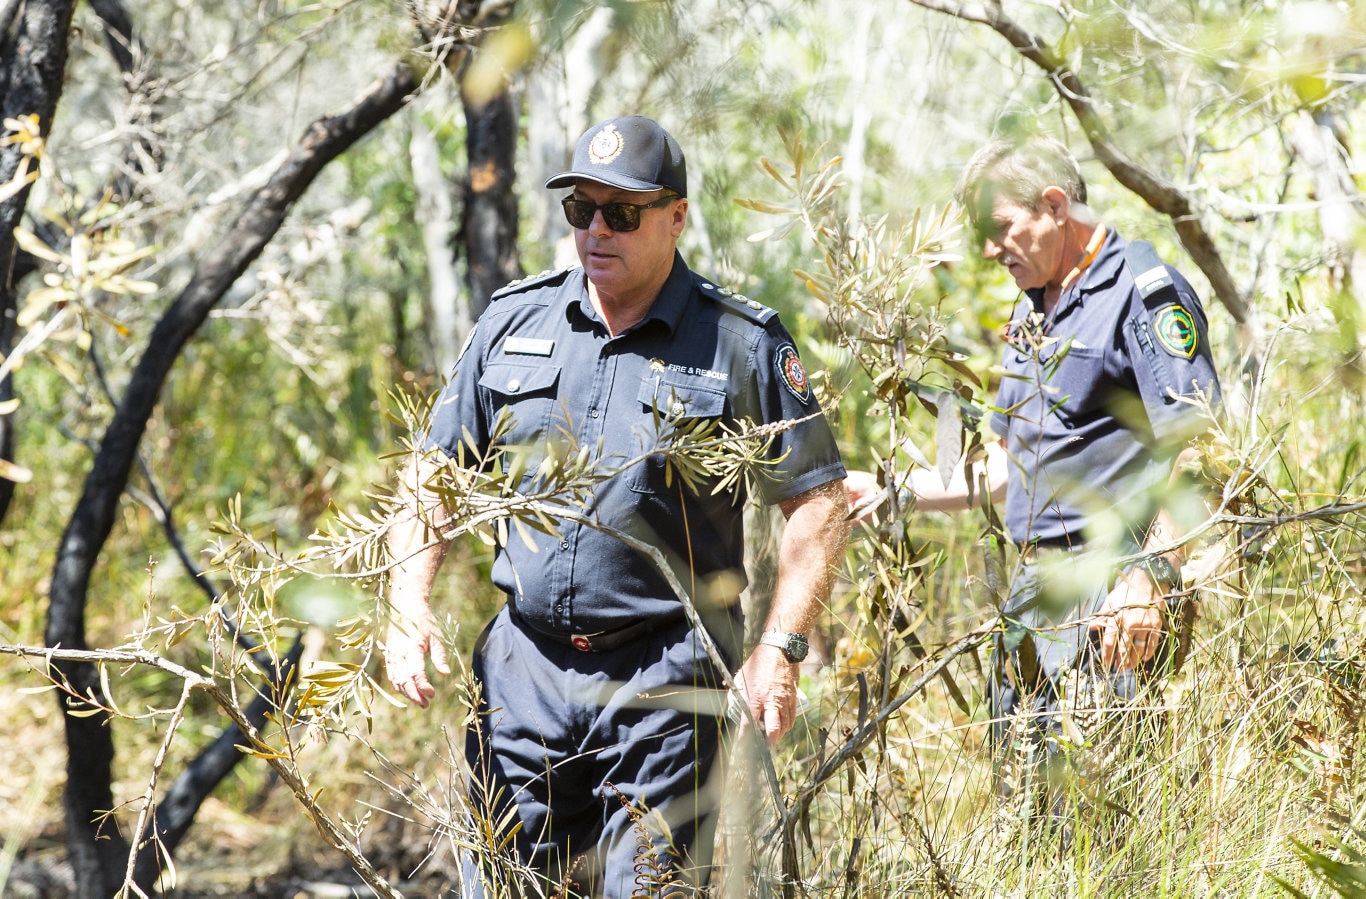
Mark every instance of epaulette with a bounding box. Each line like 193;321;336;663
490;267;572;301
694;275;777;325
1124;240;1177;311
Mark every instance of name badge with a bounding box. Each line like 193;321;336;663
504;337;555;356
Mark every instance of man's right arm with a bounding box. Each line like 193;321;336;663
384;453;453;709
846;439;1009;523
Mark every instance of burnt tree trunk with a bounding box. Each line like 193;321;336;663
459;83;523;315
46;62;420;896
0;0;77;526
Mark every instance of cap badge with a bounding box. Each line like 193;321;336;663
588;124;624;166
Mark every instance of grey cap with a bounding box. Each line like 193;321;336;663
545;115;687;198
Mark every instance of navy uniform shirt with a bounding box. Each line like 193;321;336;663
425;252;847;635
990;228;1221;546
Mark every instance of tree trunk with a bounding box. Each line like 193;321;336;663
459;83;523;316
410;116;466;373
46;62;420;896
0;0;78;527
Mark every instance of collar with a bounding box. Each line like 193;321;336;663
1060;224;1108;292
566;251;692;336
1027;225;1124;321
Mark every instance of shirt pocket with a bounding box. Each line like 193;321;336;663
478;362;561;449
1039;343;1110;430
628;374;728;495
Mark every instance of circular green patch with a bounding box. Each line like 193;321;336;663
1155;305;1197;358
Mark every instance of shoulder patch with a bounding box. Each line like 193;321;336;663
774;343;812;404
694;275;778;325
490;268;572;301
1153;304;1199;358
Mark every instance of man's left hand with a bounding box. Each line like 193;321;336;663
733;643;800;747
1089;570;1165;671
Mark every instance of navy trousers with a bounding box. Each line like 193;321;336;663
461;604;737;898
990;547;1178;817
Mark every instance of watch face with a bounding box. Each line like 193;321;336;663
1144;557;1179;590
786;633;810;662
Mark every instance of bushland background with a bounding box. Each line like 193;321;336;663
3;0;1366;896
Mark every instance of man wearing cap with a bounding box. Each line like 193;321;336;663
847;136;1221;816
383;115;849;895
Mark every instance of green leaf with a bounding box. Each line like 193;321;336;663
934;390;963;489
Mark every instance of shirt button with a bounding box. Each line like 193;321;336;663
590;409;600;418
560;541;569;550
507;378;521;393
670;401;685;415
555;602;564;613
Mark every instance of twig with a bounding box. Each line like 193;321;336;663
768;621;997;846
0;640;401;898
116;678;196;899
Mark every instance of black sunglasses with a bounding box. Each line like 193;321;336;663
561;194;680;232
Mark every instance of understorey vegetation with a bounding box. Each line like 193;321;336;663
2;0;1365;896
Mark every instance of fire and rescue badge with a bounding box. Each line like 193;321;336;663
775;343;812;404
588;124;624;166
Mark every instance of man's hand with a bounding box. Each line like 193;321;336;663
384;603;450;709
1088;569;1165;671
739;478;846;745
733;643;801;747
843;470;883;524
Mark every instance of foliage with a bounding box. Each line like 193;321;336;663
1279;830;1366;898
5;0;1366;895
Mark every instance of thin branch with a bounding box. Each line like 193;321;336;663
767;621;997;847
905;0;1253;328
1;642;213;682
0;640;398;898
117;679;196;899
127;638;305;891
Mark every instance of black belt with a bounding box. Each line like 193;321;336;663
1017;537;1079;563
509;606;685;653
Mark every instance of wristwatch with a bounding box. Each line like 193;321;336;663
758;631;810;663
1137;555;1182;594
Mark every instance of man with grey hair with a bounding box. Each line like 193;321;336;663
848;135;1221;820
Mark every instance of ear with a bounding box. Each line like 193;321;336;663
1041;186;1070;224
670;197;689;237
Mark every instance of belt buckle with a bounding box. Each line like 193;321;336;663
570;634;595;652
